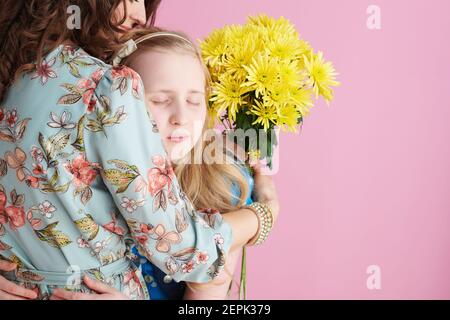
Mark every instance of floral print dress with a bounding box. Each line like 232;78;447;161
0;45;233;299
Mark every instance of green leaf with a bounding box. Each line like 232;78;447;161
60;83;82;95
103;169;137;191
116;181;134;194
98;95;111;113
57;93;82;105
68;63;81;78
41;182;70;194
107;160;133;171
71;115;86;151
49;131;71;155
38;132;54;165
86;119;104;132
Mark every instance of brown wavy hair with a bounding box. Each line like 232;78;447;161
0;0;161;103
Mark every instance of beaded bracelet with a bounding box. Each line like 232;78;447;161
244;202;274;246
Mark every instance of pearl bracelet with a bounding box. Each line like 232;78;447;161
245;202;274;246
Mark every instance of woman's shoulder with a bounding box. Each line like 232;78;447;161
36;44;146;110
41;44;142;89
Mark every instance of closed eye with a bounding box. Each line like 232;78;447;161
151;100;170;105
187;100;201;106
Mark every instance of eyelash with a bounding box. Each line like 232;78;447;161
151;100;202;106
152;100;169;106
187;100;201;106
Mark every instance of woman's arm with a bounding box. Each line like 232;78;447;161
183;248;241;300
82;66;259;283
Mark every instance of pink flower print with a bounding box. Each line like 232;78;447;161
181;261;195;273
64;154;100;187
31;57;57;85
32;163;46;176
25;175;40;189
0;199;26;231
6;109;18;128
196;251;209;265
77;78;96;106
214;234;224;245
120;197;144;213
87;97;96;114
147;155;175;196
111;66;142;98
77;237;90;248
136;235;148;245
38;201;56;219
30;146;44;163
91;68;105;84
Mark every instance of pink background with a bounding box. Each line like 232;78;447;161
156;0;450;299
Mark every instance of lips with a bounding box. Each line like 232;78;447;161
167;136;189;143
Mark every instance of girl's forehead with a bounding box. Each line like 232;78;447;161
132;48;200;66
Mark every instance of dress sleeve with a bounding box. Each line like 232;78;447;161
183;248;241;300
83;66;233;283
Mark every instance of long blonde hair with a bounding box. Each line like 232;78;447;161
121;28;250;213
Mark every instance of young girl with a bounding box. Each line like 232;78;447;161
51;28;260;300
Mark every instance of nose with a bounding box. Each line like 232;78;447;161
129;9;147;28
169;99;189;126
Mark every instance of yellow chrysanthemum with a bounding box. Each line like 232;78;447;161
266;33;306;61
276;103;301;132
278;60;302;88
289;87;314;117
222;39;257;81
304;51;340;102
200;28;228;67
264;81;290;108
248;99;278;131
243;54;279;97
223;24;247;44
248;14;297;39
210;75;250;122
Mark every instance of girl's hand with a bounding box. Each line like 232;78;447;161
50;275;130;300
251;162;280;222
0;260;38;300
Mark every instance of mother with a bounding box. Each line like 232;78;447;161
0;0;279;299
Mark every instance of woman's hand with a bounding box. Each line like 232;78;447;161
251;162;280;222
0;260;38;300
50;275;130;300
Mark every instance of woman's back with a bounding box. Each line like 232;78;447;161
1;44;131;269
0;45;147;297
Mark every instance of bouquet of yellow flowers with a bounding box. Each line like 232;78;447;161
200;14;339;168
200;14;340;300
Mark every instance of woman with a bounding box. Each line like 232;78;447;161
0;0;279;300
50;28;257;300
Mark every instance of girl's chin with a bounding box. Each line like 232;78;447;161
165;146;191;162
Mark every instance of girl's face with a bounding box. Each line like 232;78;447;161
129;50;208;161
115;0;147;31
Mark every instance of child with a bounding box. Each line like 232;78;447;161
116;28;254;300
